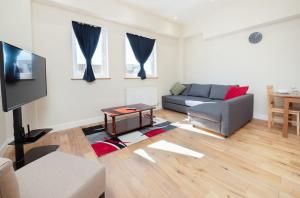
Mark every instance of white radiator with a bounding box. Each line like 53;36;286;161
126;87;158;106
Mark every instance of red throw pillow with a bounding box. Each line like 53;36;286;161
224;86;249;100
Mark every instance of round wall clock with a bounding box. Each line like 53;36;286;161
249;32;263;44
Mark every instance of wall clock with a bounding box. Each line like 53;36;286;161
249;32;263;44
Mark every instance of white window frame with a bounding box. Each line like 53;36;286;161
72;27;109;79
124;34;157;79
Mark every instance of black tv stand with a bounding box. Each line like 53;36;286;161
8;128;52;144
13;107;58;169
24;128;52;143
13;107;25;169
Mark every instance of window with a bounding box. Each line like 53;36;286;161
125;36;157;78
72;28;109;78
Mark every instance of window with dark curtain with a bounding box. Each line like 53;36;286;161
72;21;101;82
126;33;156;80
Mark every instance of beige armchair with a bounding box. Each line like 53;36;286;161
0;151;105;198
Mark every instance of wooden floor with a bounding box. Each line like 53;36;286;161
3;110;300;198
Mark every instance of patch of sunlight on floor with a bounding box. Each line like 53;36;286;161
134;149;156;163
172;122;225;140
148;140;205;159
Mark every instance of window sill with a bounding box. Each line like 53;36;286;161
124;77;158;79
71;77;111;80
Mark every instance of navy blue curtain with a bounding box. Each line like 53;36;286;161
72;21;101;82
126;33;155;80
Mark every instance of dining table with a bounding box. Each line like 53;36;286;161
271;92;300;137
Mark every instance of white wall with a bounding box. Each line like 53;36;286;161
34;0;181;38
183;0;300;38
0;0;36;152
32;3;181;130
1;0;299;152
183;18;300;119
0;0;32;50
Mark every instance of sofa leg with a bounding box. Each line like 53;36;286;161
99;192;105;198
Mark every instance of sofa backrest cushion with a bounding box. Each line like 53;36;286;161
209;85;231;100
0;158;21;198
187;84;212;98
180;84;191;96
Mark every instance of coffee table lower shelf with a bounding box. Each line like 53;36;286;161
105;115;152;137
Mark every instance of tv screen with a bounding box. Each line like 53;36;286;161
0;42;47;112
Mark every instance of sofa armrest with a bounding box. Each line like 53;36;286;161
221;94;254;136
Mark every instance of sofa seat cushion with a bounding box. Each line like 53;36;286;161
188;102;224;123
162;95;212;107
16;151;105;198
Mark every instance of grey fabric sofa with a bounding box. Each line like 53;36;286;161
162;84;253;137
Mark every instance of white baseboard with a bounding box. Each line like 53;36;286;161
0;110;268;155
0;116;104;155
253;113;267;121
156;103;162;109
48;115;104;132
50;105;162;133
253;113;298;126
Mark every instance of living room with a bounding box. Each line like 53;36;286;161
0;0;300;197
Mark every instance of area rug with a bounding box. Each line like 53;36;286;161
82;117;177;157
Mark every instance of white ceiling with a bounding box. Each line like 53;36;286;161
118;0;237;24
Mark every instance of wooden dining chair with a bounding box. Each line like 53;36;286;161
267;85;300;135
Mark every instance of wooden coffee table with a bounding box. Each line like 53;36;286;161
101;103;155;137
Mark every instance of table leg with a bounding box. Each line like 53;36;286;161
283;98;290;138
150;109;153;127
112;116;116;137
267;109;272;128
104;114;108;131
139;112;142;128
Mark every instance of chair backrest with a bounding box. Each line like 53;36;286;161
0;158;20;198
267;85;275;109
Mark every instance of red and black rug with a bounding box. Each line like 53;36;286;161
82;117;177;157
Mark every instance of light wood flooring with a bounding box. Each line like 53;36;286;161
3;110;300;198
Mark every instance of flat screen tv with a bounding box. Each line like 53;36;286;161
0;41;47;112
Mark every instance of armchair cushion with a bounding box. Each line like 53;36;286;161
0;158;20;198
16;151;105;198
